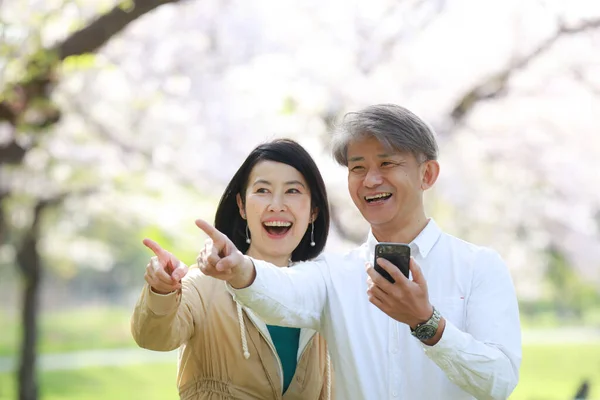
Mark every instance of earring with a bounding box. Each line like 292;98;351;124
310;221;315;247
245;223;251;244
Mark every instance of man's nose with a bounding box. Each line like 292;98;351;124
364;168;383;188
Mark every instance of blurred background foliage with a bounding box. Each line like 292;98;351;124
1;0;600;399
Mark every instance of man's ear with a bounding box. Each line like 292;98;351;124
236;193;246;219
420;160;440;191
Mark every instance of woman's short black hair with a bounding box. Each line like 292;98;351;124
214;138;330;262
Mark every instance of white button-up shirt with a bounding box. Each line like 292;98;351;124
229;219;522;399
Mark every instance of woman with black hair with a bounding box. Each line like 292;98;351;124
131;139;333;400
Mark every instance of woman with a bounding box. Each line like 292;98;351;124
131;139;333;399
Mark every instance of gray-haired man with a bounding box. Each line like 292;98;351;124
197;104;521;400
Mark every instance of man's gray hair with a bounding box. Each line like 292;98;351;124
331;104;439;166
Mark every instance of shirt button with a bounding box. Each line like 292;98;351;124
392;391;398;397
391;348;398;354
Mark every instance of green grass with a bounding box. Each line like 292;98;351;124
511;343;600;400
1;307;599;399
0;307;137;357
2;305;598;356
0;344;598;400
519;308;600;330
0;363;178;400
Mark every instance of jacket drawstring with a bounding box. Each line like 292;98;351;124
325;351;331;400
236;302;251;359
238;300;330;397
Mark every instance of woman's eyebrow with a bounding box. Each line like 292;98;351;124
252;179;271;186
285;180;306;188
252;179;306;188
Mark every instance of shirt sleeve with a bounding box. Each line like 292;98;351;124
130;267;203;351
227;256;329;331
422;249;522;400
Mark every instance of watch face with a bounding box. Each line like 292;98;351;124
415;324;437;340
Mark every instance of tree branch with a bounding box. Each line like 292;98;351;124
448;17;600;126
571;67;600;96
67;96;224;190
0;0;181;120
357;0;446;74
0;140;29;165
53;0;182;60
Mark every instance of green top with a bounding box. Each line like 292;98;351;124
266;325;301;393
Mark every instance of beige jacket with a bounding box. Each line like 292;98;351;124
131;268;333;400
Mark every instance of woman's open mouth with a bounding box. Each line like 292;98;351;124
263;221;293;238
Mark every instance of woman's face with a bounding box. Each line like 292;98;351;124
237;160;315;265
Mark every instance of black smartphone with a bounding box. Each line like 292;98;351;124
374;242;411;283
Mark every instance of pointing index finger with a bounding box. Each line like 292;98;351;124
195;219;226;246
143;238;167;258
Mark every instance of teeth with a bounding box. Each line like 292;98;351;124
263;221;292;227
365;193;391;200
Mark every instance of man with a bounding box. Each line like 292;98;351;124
195;104;522;399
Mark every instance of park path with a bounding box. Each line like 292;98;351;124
1;327;599;373
0;348;177;373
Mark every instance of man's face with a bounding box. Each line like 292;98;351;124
346;136;426;229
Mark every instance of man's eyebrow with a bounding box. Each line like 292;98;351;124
348;156;364;162
348;153;399;162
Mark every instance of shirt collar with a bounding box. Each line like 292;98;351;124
366;218;442;259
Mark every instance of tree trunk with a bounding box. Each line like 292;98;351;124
18;271;40;400
16;202;45;400
0;1;184;398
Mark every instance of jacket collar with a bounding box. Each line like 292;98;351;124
235;296;317;358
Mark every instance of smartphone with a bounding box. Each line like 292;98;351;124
374;242;411;283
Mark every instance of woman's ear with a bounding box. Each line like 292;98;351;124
236;193;246;219
310;207;319;223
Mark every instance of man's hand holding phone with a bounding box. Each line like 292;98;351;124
373;243;411;282
366;243;442;343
